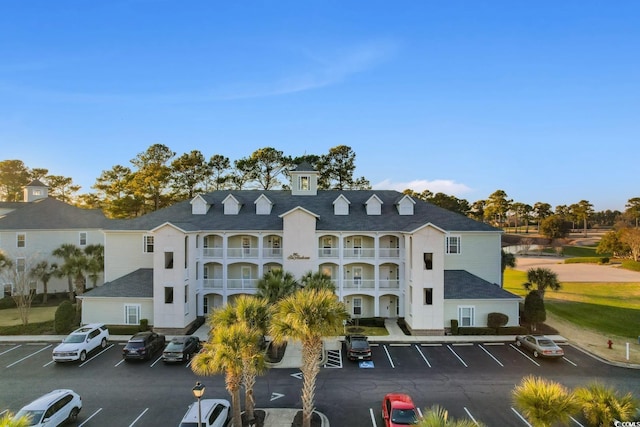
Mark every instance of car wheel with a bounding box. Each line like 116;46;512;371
79;351;87;362
68;407;80;422
186;352;191;361
533;350;540;358
101;338;107;349
515;340;522;347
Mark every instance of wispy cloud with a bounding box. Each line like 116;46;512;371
218;40;397;100
373;179;472;197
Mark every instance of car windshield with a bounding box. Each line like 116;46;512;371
14;409;44;425
63;334;86;343
126;342;145;349
538;339;555;347
350;340;369;349
165;341;185;351
391;408;418;424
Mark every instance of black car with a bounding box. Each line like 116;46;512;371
345;334;372;361
122;331;166;361
162;336;201;363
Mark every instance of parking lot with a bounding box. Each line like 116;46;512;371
1;339;638;426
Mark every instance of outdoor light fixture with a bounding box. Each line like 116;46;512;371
192;381;205;427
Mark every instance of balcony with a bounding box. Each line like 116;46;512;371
203;279;224;289
227;248;259;259
379;279;400;289
343;279;375;290
227;279;258;290
318;247;339;258
343;248;375;259
203;247;224;258
379;248;400;258
262;248;283;259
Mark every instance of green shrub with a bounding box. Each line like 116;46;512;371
458;327;496;335
621;260;640;272
487;312;509;329
450;319;459;335
139;319;149;331
54;300;76;333
0;296;17;310
564;257;609;264
497;326;528;335
105;325;139;335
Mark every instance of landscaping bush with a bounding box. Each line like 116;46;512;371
351;317;385;327
139;318;149;331
0;296;17;310
450;319;459;335
487;312;509;329
54;300;76;333
458;327;496;335
564;257;609;264
107;325;140;335
497;326;528;335
621;260;640;272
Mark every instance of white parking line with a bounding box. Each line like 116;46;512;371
78;408;103;426
382;345;395;368
420;343;443;347
369;408;378;427
6;344;51;368
446;344;468;367
563;356;578;367
463;407;480;425
150;355;163;367
511;407;533;426
414;344;431;368
79;344;114;367
0;345;21;356
115;358;126;367
509;344;541;367
0;409;7;416
478;344;504;367
389;343;410;347
129;408;149;426
482;342;504;346
570;415;585;426
451;342;473;346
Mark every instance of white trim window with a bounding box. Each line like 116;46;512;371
458;306;475;327
124;304;141;325
17;233;25;248
353;297;362;316
143;235;154;253
184;285;189;315
299;175;310;190
79;232;87;246
446;235;461;254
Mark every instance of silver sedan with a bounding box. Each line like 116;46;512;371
515;335;564;358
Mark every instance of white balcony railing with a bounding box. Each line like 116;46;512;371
343;279;375;290
379;279;400;289
227;248;259;258
318;248;339;258
262;248;283;258
227;279;258;290
379;248;400;258
203;279;224;289
203;248;224;258
343;248;375;259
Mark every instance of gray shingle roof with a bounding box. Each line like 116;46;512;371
106;190;499;233
0;197;108;230
444;270;520;300
82;268;153;298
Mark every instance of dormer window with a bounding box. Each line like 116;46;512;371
223;194;241;215
396;195;415;215
254;194;273;215
366;194;383;215
333;195;350;215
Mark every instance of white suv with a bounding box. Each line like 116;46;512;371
52;323;109;363
178;399;230;427
14;389;82;426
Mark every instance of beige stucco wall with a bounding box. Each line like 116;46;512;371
81;297;154;325
104;231;153;282
444;299;520;328
281;209;318;278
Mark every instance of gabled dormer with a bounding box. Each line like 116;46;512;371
290;162;319;196
333;194;350;215
254;194;273;215
396;195;415;215
23;179;48;202
190;195;211;215
365;194;383;215
222;194;242;215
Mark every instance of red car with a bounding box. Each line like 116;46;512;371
382;393;419;426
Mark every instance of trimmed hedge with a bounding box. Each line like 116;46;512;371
497;326;528;335
487;313;508;329
450;319;459;335
564;257;609;264
350;317;386;327
621;260;640;272
54;301;76;334
457;327;496;335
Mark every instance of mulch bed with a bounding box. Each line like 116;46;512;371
240;410;321;427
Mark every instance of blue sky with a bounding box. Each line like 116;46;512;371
1;1;638;211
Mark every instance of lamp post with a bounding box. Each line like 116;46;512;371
192;381;205;427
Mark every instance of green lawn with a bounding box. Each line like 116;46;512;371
0;306;57;327
504;268;640;339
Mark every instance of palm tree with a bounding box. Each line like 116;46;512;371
255;269;299;304
523;267;561;300
29;261;57;304
299;271;336;292
191;322;259;427
52;243;83;301
500;250;516;287
83;244;104;290
417;405;486;427
269;288;349;427
512;375;579;427
574;382;638;426
0;412;31;427
210;295;270;423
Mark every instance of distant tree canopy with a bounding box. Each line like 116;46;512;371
0;147;636;226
